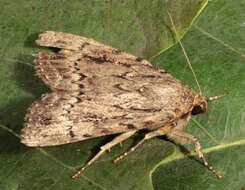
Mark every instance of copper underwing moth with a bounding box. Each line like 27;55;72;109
21;13;227;179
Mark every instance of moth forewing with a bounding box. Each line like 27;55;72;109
21;24;226;179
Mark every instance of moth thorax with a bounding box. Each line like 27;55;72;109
191;94;207;115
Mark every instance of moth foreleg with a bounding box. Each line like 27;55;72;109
72;130;137;179
114;125;173;163
168;129;222;179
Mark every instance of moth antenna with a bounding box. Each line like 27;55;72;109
207;91;228;101
167;11;202;95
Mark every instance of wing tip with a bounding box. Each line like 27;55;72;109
35;31;56;46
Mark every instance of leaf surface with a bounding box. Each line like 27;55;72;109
1;0;244;190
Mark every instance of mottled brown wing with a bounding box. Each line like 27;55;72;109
21;31;197;147
21;91;165;146
34;31;169;92
22;79;195;147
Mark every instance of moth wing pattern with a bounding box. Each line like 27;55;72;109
35;31;170;92
21;31;197;147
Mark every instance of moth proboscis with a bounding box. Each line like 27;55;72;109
21;13;228;179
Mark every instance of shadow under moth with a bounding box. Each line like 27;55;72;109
21;15;227;179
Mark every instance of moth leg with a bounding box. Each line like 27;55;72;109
114;125;173;163
72;130;137;179
168;129;222;179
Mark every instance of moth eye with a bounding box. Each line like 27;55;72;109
191;105;205;115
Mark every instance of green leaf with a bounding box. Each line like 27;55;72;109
1;0;244;189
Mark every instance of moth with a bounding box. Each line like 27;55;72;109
21;15;227;179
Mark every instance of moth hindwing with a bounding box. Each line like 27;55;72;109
21;27;226;179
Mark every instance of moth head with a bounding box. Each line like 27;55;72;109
192;95;207;115
192;91;228;115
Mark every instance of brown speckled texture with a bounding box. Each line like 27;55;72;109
21;31;205;147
